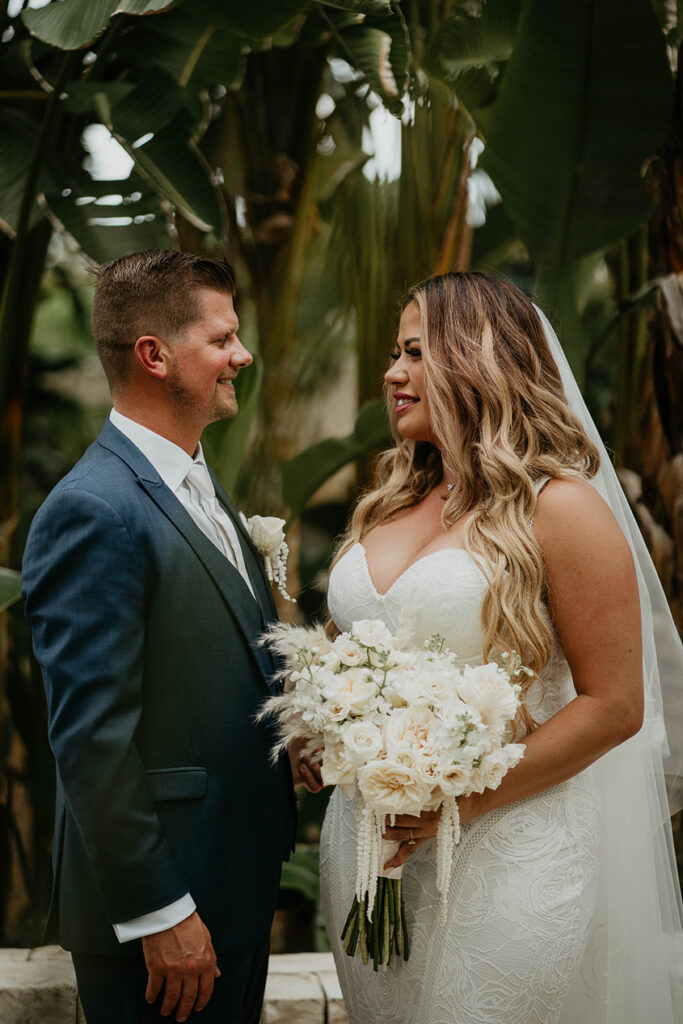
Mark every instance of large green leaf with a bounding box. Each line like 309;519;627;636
63;81;134;114
336;10;411;112
338;25;402;111
426;0;523;77
108;68;185;141
0;110;58;236
118;8;244;87
481;0;673;267
0;568;22;614
279;848;320;903
128;114;225;232
318;0;392;13
23;0;180;50
365;7;411;97
423;0;523;122
282;400;391;520
207;0;309;40
45;182;174;265
470;202;519;271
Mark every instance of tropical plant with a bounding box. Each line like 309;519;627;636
0;0;411;943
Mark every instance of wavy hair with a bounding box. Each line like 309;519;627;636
334;272;601;728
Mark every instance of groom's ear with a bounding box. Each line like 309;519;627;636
134;335;170;380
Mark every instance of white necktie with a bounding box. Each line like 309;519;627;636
183;462;255;598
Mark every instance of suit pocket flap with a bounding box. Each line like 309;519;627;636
145;767;208;801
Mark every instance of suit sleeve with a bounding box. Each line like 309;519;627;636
22;487;191;924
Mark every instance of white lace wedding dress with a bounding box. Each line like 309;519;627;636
320;540;604;1024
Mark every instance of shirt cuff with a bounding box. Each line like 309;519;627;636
113;893;196;943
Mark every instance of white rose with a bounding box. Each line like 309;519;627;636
417;756;440;786
415;666;457;702
245;515;285;555
465;743;524;795
457;663;520;739
384;706;438;758
342;720;384;765
321;742;357;796
351;619;395;650
357;758;432;815
332;636;366;667
323;694;352;722
332;668;378;716
438;762;472;796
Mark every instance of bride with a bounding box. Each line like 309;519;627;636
318;272;683;1023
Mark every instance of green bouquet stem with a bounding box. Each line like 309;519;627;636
340;878;410;970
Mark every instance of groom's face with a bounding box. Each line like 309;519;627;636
166;288;252;430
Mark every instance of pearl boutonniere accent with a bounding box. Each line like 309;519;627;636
240;513;295;602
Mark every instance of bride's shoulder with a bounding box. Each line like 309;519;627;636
532;476;633;571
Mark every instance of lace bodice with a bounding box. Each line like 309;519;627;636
328;542;576;727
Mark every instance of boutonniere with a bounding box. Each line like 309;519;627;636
240;514;295;602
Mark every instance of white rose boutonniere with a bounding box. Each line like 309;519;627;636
240;513;295;602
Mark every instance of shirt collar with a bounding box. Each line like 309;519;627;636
109;409;203;494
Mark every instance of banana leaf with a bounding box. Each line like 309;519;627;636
0;569;22;614
22;0;181;50
282;400;391;521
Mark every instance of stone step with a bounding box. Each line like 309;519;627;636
0;947;349;1024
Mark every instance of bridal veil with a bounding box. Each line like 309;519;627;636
534;306;683;1022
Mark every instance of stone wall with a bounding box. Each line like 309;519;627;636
0;947;349;1023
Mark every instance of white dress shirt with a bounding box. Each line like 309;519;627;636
108;409;253;942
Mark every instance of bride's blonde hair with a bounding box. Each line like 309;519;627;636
334;272;601;727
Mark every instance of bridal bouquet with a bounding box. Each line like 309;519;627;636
259;619;527;971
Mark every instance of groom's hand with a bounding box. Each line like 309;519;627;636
142;911;220;1022
288;738;324;793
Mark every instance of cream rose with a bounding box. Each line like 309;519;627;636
384;705;438;758
357;758;432;815
323;694;352;722
342;720;384;765
438;763;472;796
332;636;366;667
336;669;379;715
464;743;524;795
457;663;520;739
322;742;357;796
351;619;395;650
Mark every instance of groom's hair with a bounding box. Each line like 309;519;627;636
91;250;237;390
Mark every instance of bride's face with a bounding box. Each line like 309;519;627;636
385;302;437;444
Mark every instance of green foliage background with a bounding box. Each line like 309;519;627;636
0;0;681;945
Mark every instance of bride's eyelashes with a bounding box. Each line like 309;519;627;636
390;347;422;361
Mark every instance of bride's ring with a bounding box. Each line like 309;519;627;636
408;828;416;845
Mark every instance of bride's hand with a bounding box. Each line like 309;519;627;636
382;796;478;869
382;809;442;869
288;737;324;793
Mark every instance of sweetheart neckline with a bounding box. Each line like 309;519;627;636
352;541;482;600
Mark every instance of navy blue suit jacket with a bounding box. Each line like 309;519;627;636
22;420;296;955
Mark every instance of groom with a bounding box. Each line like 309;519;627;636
22;250;313;1023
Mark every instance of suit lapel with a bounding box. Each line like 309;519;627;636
97;422;277;686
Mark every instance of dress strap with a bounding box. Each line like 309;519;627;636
529;476;552;526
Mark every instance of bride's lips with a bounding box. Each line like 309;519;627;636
393;392;419;416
